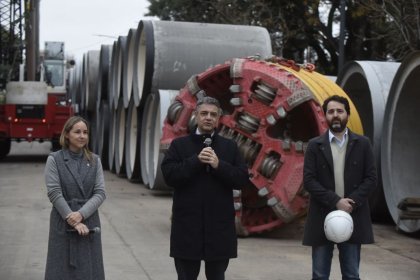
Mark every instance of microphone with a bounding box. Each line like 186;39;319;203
66;226;101;234
203;138;212;172
203;137;212;147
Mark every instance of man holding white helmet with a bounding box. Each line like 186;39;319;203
302;95;377;280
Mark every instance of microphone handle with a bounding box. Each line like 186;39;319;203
204;143;211;172
66;227;100;234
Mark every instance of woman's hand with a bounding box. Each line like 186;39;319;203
74;223;89;236
66;211;83;227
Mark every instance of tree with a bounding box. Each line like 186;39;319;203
358;0;420;61
146;0;420;74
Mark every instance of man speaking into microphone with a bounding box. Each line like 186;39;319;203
161;96;249;280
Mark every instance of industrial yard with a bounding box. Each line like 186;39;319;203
0;142;419;280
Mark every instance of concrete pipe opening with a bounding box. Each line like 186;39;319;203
147;90;179;190
107;106;116;172
84;50;100;113
96;45;112;112
97;101;110;170
140;93;157;186
112;36;127;110
72;63;83;108
80;53;88;113
133;21;153;107
114;98;126;177
122;28;137;108
124;98;141;182
336;61;400;221
382;52;420;233
108;41;118;109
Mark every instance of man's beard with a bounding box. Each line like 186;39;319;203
328;118;348;133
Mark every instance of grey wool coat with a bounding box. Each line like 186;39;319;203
44;149;106;280
302;129;377;246
161;132;249;261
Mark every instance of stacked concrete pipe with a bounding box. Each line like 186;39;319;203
107;41;118;171
336;61;400;221
69;20;272;183
95;45;112;169
111;36;127;109
121;20;273;185
381;52;420;233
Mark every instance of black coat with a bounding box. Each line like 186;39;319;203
302;130;377;246
161;132;249;260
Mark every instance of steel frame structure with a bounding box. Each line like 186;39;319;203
0;0;24;87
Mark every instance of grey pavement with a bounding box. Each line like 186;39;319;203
0;142;419;279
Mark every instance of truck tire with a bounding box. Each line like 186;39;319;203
0;138;11;159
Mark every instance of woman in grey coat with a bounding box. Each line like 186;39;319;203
44;116;106;280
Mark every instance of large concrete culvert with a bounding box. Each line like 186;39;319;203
161;57;363;235
381;52;420;233
336;61;400;221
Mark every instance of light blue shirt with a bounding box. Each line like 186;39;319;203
328;128;348;148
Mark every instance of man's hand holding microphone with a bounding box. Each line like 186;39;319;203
198;138;219;171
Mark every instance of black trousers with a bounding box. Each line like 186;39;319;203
174;258;229;280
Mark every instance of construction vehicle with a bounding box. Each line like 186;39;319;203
0;1;73;158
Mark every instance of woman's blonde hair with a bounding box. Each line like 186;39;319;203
59;116;93;162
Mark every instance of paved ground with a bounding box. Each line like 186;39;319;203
0;142;420;280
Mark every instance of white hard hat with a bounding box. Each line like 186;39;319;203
324;210;353;243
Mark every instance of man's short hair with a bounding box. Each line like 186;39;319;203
322;95;351;115
196;96;221;111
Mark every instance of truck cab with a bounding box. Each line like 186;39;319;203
0;41;73;158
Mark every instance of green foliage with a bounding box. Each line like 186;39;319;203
146;0;420;75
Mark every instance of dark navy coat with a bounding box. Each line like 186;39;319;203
302;130;377;246
161;132;249;260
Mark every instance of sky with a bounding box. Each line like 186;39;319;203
39;0;156;61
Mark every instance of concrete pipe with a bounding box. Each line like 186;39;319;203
382;52;420;233
336;61;400;220
82;50;100;114
122;28;138;108
108;41;118;109
79;53;88;113
139;93;156;186
96;45;112;112
92;45;111;159
67;67;75;101
68;65;81;114
124;98;141;182
73;65;83;114
96;101;110;170
132;20;153;107
143;90;179;190
107;102;116;172
132;20;273;109
114;98;126;177
112;36;127;110
161;56;362;235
